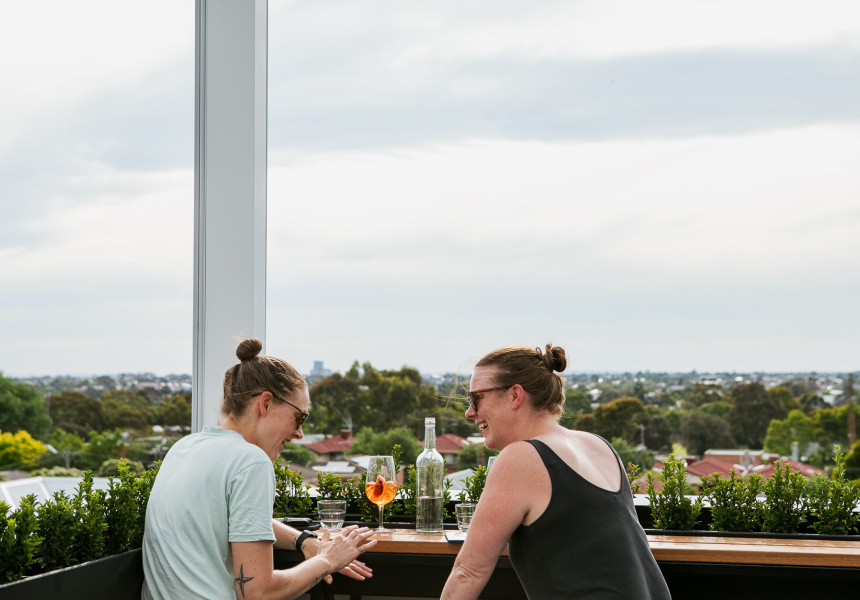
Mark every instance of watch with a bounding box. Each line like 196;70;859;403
296;530;318;552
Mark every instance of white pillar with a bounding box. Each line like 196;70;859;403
193;0;268;431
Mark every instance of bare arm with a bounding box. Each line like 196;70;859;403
231;526;376;600
441;442;548;600
271;519;373;583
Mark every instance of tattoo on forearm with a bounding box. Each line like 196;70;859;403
311;572;329;587
234;564;255;599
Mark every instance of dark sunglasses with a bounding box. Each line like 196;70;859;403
467;385;512;412
273;394;309;427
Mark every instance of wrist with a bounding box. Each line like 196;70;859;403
296;530;318;554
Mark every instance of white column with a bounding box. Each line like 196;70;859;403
193;0;268;431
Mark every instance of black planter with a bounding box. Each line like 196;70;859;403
0;549;143;600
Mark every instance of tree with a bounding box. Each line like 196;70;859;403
159;393;192;428
308;362;441;437
102;390;155;430
350;426;423;466
77;429;125;471
799;392;826;414
641;409;674;452
591;397;646;443
611;437;654;472
46;391;105;437
307;371;364;434
573;413;595;433
47;429;86;469
681;411;735;457
279;445;316;468
560;388;591;429
0;430;48;470
726;383;797;449
683;384;723;408
763;409;820;457
0;373;51;439
456;443;498;470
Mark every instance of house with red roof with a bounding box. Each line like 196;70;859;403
423;433;468;472
305;430;356;462
748;460;824;480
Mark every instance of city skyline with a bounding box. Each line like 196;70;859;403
2;1;859;378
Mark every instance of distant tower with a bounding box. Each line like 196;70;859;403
847;373;856;450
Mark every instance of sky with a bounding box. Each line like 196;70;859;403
1;1;859;378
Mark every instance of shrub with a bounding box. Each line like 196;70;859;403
36;491;78;572
646;454;703;530
807;446;860;536
701;470;763;532
0;495;41;583
273;461;312;518
762;460;808;534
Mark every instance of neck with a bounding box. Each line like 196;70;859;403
220;413;255;445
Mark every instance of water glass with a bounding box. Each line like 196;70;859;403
317;499;347;531
455;503;476;533
486;456;497;471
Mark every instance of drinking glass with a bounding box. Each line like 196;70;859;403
486;456;497;471
317;499;347;531
455;503;476;532
365;455;397;533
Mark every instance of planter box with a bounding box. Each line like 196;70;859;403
0;549;143;600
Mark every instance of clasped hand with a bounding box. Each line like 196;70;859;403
302;525;376;584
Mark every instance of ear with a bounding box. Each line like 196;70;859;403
510;384;526;410
257;391;274;416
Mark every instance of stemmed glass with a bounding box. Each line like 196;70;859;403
365;455;397;533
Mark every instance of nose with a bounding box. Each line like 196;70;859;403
293;425;304;440
465;403;477;420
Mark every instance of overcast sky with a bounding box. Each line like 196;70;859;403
1;1;858;378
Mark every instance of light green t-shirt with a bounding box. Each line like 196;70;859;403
141;427;276;600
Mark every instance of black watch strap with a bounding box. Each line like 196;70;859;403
296;530;318;552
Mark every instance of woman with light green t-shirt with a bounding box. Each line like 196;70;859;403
141;338;376;600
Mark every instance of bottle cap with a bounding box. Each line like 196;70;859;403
425;417;435;425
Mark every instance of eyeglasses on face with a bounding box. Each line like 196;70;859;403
467;385;512;412
272;393;309;427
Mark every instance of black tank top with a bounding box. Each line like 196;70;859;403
508;438;671;599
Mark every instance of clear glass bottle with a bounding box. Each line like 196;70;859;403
416;417;444;533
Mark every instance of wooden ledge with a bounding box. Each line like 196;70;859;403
648;534;860;568
354;530;860;567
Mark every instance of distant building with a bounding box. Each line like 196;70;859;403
423;433;468;472
308;361;333;385
306;430;355;462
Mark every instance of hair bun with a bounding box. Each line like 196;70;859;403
236;338;263;362
538;343;567;373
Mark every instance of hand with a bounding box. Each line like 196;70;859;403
302;525;376;584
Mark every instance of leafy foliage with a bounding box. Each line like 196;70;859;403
589;397;647;443
807;447;860;536
459;466;488;503
727;383;798;449
351;427;423;466
273;461;313;518
0;429;48;470
701;470;763;532
0;373;51;439
646;454;702;530
0;495;41;583
103;459;157;554
456;442;498;470
36;491;78;571
761;461;808;534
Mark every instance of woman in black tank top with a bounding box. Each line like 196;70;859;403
441;344;670;600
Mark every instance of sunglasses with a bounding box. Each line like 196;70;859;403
273;394;309;427
467;385;512;412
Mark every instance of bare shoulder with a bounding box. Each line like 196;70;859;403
543;430;622;492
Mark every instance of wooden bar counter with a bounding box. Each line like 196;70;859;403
275;529;860;599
